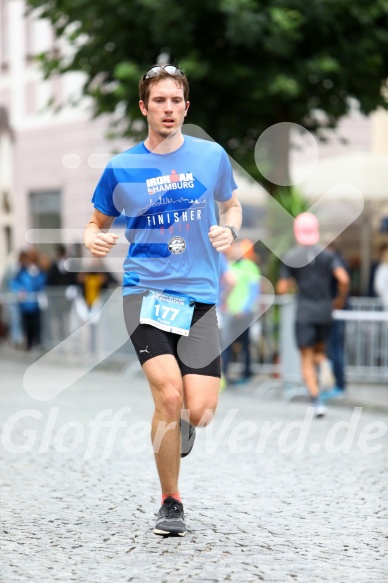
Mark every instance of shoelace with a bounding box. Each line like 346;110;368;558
163;499;182;518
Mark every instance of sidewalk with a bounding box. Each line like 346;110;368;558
331;382;388;412
1;343;387;412
0;352;387;582
222;369;388;414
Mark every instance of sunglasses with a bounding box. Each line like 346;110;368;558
143;65;185;79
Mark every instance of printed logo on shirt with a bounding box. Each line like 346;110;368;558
124;172;207;231
139;196;207;228
168;236;186;254
146;170;195;194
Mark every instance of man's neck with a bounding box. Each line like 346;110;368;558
144;131;184;155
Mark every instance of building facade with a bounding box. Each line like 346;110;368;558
0;0;126;276
1;0;387;295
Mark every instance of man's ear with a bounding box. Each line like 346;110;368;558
184;101;190;115
139;100;148;116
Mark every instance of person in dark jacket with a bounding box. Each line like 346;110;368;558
10;250;46;349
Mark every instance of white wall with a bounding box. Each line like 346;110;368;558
0;0;128;274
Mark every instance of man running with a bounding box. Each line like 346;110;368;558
276;213;349;417
84;64;242;536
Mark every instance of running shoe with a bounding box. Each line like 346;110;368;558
230;376;250;386
154;496;186;537
321;387;346;401
180;418;196;458
314;402;327;418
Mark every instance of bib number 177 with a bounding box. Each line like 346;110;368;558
154;304;179;321
140;291;195;336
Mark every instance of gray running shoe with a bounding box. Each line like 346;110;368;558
154;497;186;537
315;403;327;418
180;418;196;458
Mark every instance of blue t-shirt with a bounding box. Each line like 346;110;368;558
92;135;238;303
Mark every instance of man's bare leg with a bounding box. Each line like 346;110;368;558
300;346;319;399
300;346;327;416
142;354;183;496
183;374;220;427
313;342;327;367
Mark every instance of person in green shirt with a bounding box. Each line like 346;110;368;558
221;240;261;385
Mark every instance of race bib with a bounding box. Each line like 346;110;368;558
140;291;195;336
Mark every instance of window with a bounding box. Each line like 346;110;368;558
0;0;9;69
4;224;12;255
25;11;34;61
30;190;61;255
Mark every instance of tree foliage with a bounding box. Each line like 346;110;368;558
27;0;388;182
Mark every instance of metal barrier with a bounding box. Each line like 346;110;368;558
257;296;388;386
0;289;387;383
335;298;388;382
221;295;388;385
0;287;135;365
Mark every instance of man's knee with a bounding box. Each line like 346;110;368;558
189;406;217;428
156;387;183;419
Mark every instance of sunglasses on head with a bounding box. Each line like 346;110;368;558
143;65;185;79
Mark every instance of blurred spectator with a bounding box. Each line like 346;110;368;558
10;249;47;350
325;242;351;397
221;239;261;386
0;305;7;341
45;244;78;346
46;244;77;287
217;253;236;391
217;252;236;328
75;260;117;313
368;243;388;297
373;246;388;309
1;251;24;348
67;258;117;331
69;260;117;354
276;213;349;418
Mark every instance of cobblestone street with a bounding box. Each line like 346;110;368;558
0;357;387;582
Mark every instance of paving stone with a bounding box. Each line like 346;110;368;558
0;359;387;582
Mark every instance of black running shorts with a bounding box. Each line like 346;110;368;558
123;293;221;377
295;321;332;348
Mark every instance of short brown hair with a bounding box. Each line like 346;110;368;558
139;66;189;106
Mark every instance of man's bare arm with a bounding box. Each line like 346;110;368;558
276;278;291;295
209;191;242;252
84;209;119;258
332;266;350;309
